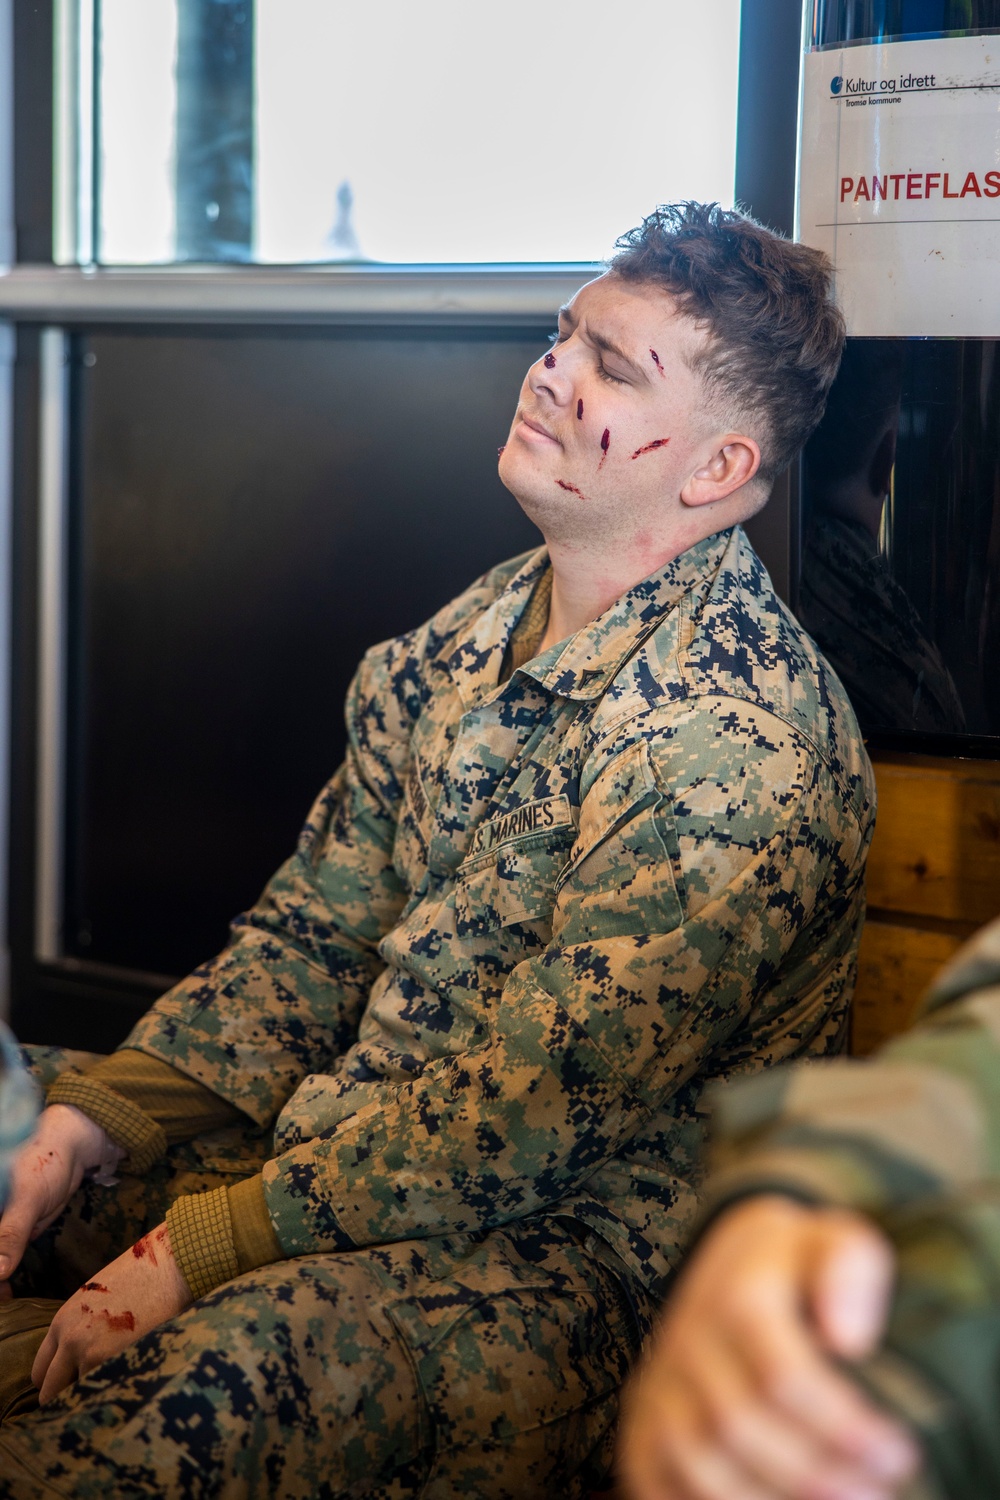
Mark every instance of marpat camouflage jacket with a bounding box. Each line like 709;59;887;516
126;526;874;1295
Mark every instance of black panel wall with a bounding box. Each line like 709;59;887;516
12;325;546;1048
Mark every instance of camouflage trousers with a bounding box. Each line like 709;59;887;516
0;1048;651;1500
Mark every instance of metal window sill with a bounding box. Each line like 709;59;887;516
0;263;600;326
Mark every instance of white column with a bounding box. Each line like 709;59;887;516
0;0;14;1015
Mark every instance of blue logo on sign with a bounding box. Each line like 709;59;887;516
830;75;843;93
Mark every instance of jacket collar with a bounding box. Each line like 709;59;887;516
445;530;733;708
443;547;550;708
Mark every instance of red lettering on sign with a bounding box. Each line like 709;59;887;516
844;168;996;204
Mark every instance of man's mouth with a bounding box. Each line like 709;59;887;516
517;413;561;445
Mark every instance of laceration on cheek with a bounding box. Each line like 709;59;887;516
630;438;671;459
577;399;583;420
543;352;556;369
82;1282;109;1293
556;479;588;500
650;349;665;375
598;428;610;469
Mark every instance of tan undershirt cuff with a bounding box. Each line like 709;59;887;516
84;1049;244;1144
166;1186;240;1301
166;1175;284;1301
229;1173;285;1275
46;1071;167;1175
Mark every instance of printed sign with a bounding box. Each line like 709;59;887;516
798;35;1000;335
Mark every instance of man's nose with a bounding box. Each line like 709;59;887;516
527;349;574;405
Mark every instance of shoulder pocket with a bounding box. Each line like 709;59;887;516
555;740;686;940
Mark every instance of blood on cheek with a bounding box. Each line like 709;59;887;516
598;429;610;469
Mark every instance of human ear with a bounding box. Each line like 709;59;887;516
680;436;761;508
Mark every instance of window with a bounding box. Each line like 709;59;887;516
60;0;741;266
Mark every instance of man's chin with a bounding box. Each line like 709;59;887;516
498;454;542;509
497;446;535;503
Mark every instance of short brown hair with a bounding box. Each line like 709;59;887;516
610;202;846;481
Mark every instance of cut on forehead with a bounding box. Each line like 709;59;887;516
560;276;710;366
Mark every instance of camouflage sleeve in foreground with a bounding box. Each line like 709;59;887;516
702;917;1000;1500
120;656;413;1125
258;703;864;1258
703;915;1000;1222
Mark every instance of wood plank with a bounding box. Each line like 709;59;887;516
865;752;1000;926
850;917;966;1056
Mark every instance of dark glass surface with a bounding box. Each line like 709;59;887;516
65;327;543;979
799;0;1000;749
809;0;1000;47
799;339;1000;742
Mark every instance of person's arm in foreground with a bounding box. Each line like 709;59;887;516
619;1196;916;1500
618;916;1000;1500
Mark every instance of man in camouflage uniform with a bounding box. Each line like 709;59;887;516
617;918;1000;1500
0;203;865;1499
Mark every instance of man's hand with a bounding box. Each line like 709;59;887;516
0;1104;121;1282
32;1222;192;1403
617;1195;921;1500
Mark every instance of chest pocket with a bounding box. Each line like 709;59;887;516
453;794;577;934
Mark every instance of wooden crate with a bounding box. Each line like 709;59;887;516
851;751;1000;1055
